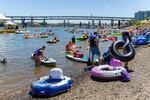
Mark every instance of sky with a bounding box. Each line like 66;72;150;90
0;0;150;17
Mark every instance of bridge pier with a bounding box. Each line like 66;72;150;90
118;20;121;29
21;18;26;28
43;19;46;27
111;20;114;28
98;20;101;27
67;20;69;27
92;20;95;28
79;22;82;28
11;17;14;22
31;17;34;27
63;20;66;27
125;21;129;27
88;21;90;28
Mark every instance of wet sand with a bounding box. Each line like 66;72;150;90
1;46;150;100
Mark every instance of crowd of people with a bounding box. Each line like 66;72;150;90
32;26;150;73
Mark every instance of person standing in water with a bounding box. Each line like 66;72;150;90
89;32;101;65
33;46;46;66
72;35;76;44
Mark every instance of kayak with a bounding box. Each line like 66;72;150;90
77;38;86;41
77;35;88;41
0;29;16;34
16;30;29;34
31;54;56;66
99;38;109;42
47;40;59;44
66;54;98;63
24;35;34;39
40;35;48;38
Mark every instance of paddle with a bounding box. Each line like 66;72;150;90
87;47;92;66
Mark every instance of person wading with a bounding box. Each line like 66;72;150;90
89;32;101;66
33;46;47;66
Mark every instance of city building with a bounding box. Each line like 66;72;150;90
135;11;150;20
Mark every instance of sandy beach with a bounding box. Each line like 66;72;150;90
0;46;150;100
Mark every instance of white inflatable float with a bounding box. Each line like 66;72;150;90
31;54;56;66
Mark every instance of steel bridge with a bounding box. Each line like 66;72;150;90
6;16;134;28
6;16;134;21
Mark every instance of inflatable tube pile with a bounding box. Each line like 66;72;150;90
31;68;73;97
110;40;135;62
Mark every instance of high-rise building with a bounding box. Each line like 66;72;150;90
135;11;150;20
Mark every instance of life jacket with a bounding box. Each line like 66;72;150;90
69;41;74;46
34;49;42;56
90;35;97;47
73;52;84;58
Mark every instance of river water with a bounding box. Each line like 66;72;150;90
0;27;112;95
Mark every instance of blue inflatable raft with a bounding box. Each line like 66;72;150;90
135;35;147;45
31;76;73;97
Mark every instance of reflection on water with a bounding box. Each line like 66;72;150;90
0;27;111;93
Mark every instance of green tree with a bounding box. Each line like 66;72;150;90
0;21;4;27
146;16;150;20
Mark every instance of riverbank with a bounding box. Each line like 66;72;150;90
50;46;150;100
0;46;150;100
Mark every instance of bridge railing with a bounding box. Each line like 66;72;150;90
6;16;134;21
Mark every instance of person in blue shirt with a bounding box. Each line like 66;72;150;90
33;46;46;66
